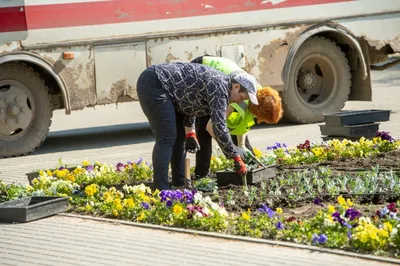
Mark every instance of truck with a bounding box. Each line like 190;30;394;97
0;0;399;158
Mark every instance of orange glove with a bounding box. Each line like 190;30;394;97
233;155;247;175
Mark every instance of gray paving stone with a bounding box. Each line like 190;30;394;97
0;216;395;266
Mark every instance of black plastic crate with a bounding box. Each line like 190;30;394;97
0;196;69;223
322;136;374;142
216;166;276;186
319;123;379;137
323;110;391;126
26;167;77;185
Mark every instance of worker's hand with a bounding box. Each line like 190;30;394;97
235;146;252;163
233;156;248;176
185;132;200;153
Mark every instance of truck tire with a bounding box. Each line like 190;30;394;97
282;37;351;123
0;63;52;158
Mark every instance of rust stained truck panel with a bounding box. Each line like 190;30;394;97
34;46;96;110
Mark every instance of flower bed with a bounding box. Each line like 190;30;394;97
1;134;400;259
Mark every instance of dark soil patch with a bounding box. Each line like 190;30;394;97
202;150;400;218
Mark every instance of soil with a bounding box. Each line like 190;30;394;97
203;149;400;219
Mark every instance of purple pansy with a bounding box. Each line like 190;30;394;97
332;212;345;225
276;221;284;230
140;202;150;210
312;233;328;244
345;208;361;221
258;204;275;218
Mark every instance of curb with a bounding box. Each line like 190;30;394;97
58;213;400;265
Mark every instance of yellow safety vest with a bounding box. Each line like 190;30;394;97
202;56;256;135
227;100;255;135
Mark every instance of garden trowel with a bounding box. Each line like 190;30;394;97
246;151;268;169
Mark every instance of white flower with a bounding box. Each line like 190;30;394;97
194;192;203;203
227;200;235;206
359;217;371;225
32;189;45;196
194;211;203;220
390;228;398;238
203;206;212;216
218;208;228;218
324;218;335;227
210;202;219;211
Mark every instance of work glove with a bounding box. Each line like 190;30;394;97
233;155;248;176
185;132;200;153
235;146;252;163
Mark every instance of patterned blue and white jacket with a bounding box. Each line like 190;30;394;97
153;62;238;159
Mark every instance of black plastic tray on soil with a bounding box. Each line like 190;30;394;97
216;166;276;186
26;167;77;185
323;109;391;126
0;196;69;223
319;123;379;137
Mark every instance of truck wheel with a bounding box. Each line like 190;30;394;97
0;63;52;158
282;37;351;123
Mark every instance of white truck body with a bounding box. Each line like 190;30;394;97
0;0;399;157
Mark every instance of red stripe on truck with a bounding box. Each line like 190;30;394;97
0;0;352;33
0;6;27;32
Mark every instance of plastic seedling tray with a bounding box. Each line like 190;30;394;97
323;109;391;126
216;166;276;186
26;167;77;185
0;196;69;223
319;123;379;137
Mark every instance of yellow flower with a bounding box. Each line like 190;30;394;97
311;147;323;157
241;212;250;220
109;187;116;193
124;198;135;208
152;189;160;197
337;195;347;207
116;204;123;211
73;168;85;175
46;170;53;176
26;185;33;192
39;170;45;176
85;204;93;212
32;179;39;185
113;198;121;206
115;191;124;199
327;205;335;214
253;148;263;158
82;160;90;166
383;222;393;233
113;209;119;217
276;208;283;214
143;195;151;203
137;212;146;221
66;174;75;182
173;205;183;215
85;184;97;196
346;198;353;207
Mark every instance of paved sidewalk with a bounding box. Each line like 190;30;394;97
0;216;395;266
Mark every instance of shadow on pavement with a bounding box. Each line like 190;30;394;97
32;123;155;155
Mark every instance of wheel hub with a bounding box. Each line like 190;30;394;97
0;81;34;139
298;71;316;90
6;102;20;118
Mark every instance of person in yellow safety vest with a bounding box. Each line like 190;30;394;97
177;54;283;181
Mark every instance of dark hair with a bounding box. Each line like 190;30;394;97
190;54;214;64
231;79;246;93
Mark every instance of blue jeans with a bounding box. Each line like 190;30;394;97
137;68;185;190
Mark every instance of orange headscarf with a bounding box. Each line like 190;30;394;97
249;86;283;124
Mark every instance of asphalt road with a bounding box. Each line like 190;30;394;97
0;65;399;184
